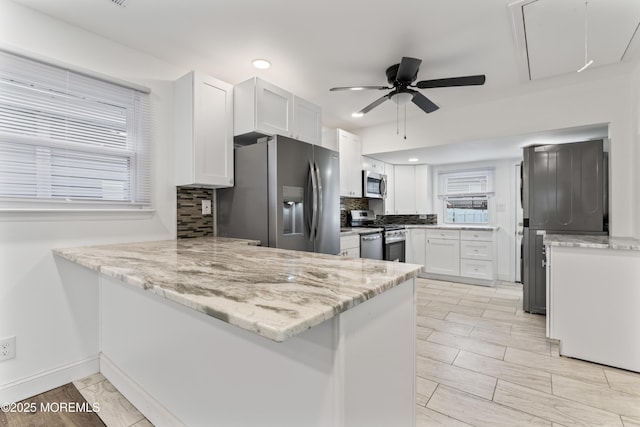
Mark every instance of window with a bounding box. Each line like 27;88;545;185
439;169;493;224
0;50;151;210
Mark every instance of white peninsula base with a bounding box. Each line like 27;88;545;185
547;245;640;373
98;274;416;427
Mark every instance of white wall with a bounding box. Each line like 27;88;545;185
359;68;636;238
0;1;187;401
430;159;520;282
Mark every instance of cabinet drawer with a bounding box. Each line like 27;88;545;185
460;259;494;280
340;235;360;250
426;229;460;240
460;240;493;261
460;230;494;242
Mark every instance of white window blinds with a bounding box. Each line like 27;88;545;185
438;169;494;198
0;50;151;209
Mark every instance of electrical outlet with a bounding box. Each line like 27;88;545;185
0;336;16;361
201;200;212;215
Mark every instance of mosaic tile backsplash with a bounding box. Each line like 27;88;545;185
377;214;437;225
340;197;370;227
177;186;215;238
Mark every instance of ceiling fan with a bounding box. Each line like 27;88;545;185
330;57;486;116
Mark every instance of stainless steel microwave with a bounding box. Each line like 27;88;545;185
363;170;387;199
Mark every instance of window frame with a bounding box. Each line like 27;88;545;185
438;168;494;225
0;48;152;213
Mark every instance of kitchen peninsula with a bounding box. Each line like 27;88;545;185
54;237;422;427
545;234;640;373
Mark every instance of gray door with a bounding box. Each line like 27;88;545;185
313;145;340;255
525;140;604;232
523;229;547;315
269;136;314;252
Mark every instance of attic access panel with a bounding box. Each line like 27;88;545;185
510;0;640;81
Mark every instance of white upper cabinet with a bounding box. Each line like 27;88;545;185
394;165;415;213
338;129;362;197
292;95;321;145
362;156;385;172
175;71;234;188
234;77;321;145
393;164;431;214
384;163;395;214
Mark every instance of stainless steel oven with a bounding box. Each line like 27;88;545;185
363;170;387;199
384;227;407;262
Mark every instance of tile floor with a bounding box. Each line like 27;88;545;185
71;277;640;426
415;278;640;427
72;373;152;427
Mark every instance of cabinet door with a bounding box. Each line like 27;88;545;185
525;140;604;231
255;79;293;136
339;130;362;197
394;165;416;213
292;96;321;144
362;156;384;172
384;163;395;214
175;71;234;188
407;229;426;266
426;238;460;275
415;164;431;214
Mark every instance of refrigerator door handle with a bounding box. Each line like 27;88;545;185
309;160;319;241
314;162;323;240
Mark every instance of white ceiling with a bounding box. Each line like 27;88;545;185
368;123;609;165
6;0;639;163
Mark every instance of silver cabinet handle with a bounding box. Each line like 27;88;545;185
362;235;382;241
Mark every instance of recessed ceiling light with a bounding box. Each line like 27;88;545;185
352;112;363;118
252;59;271;70
408;158;419;162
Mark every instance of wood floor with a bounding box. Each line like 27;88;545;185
5;277;640;426
415;277;640;427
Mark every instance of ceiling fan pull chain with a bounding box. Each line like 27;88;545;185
396;100;400;135
404;104;407;140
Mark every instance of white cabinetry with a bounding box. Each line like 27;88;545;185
425;229;460;276
338;129;362;197
175;71;234;188
385;163;395;214
362;156;385;172
393;164;431;214
406;228;426;267
460;230;495;280
292;95;321;144
394;166;415;213
234;77;321;145
340;234;360;257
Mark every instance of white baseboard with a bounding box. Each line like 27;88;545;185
100;354;186;427
0;356;99;403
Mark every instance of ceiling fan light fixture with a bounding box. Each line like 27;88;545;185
390;91;413;105
252;59;271;70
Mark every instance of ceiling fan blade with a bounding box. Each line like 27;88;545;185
415;74;486;89
395;57;422;82
329;85;391;91
357;94;390;114
410;91;439;114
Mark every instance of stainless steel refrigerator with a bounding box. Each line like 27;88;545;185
522;139;608;314
217;135;340;255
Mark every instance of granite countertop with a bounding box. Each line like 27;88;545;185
53;237;422;342
404;224;499;231
544;234;640;251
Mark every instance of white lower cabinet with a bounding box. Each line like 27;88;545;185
459;230;495;280
425;238;460;276
460;259;493;280
414;227;496;284
340;235;360;257
407;228;426;266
